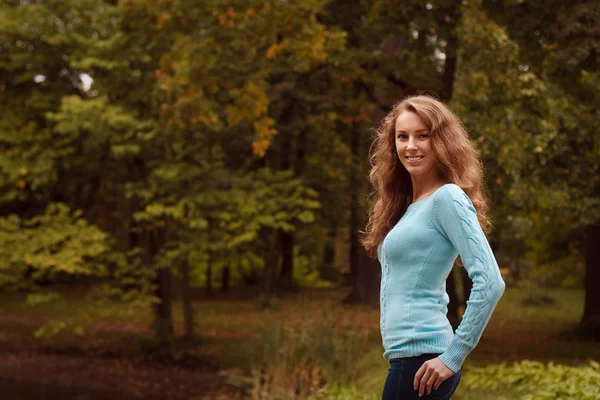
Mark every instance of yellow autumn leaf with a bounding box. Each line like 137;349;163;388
265;40;288;60
266;44;279;60
225;81;270;126
252;117;277;157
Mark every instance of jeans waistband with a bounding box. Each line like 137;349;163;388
389;353;441;364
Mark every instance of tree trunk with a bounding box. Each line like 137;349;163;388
279;230;296;290
343;117;373;304
440;29;458;102
441;3;467;320
206;252;213;296
221;265;230;293
320;227;337;281
344;249;380;306
142;229;174;346
272;95;297;291
277;122;307;290
277;100;307;291
577;223;600;340
181;257;194;340
206;220;213;296
153;266;174;344
263;244;273;304
344;112;380;304
294;127;306;176
262;232;280;308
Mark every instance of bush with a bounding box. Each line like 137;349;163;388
462;359;600;400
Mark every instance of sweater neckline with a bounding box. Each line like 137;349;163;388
407;184;449;208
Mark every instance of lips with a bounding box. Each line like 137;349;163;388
406;156;424;163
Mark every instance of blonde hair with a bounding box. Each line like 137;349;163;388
361;95;491;258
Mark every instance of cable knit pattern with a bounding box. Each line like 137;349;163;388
379;244;389;335
377;184;505;373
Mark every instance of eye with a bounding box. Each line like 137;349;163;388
397;134;408;140
418;133;430;139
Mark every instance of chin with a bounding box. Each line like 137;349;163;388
405;166;423;173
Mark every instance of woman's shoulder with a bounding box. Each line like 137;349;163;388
433;183;474;209
433;183;464;199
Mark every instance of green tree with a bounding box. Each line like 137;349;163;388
0;0;156;336
478;0;600;338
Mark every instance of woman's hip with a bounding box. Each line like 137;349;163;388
381;353;462;400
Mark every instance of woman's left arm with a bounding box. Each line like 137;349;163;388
432;184;506;374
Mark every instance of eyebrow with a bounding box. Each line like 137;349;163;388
395;129;430;133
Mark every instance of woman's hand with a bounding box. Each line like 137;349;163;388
413;357;455;397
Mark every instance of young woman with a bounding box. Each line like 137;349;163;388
361;95;506;399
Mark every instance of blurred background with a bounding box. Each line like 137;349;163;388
0;0;599;399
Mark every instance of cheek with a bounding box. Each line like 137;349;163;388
426;142;437;156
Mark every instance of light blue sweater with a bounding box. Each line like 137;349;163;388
376;183;505;373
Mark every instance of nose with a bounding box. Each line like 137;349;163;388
406;138;418;152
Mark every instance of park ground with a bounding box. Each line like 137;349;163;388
0;286;597;399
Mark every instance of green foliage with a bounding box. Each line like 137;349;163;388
0;203;109;288
34;319;85;339
451;0;600;290
156;0;347;156
229;169;320;245
292;249;334;289
0;202;156;338
462;360;600;400
0;0;116;202
1;0;598;346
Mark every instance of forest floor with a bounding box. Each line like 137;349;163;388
0;286;597;399
0;312;236;399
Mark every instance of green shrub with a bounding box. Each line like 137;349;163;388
462;359;600;400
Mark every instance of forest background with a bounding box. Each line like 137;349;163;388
0;0;599;399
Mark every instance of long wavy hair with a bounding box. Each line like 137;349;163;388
361;95;491;258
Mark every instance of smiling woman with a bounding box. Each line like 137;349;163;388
360;95;505;399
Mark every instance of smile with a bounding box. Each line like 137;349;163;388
406;156;424;163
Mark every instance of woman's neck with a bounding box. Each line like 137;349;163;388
410;173;447;203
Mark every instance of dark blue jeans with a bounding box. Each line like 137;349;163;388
382;354;462;400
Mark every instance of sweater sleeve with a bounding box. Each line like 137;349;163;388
432;185;505;373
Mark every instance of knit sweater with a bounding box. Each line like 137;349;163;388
376;183;505;373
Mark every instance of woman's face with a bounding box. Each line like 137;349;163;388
394;111;440;178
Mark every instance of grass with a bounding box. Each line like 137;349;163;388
473;287;598;363
0;285;597;399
